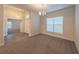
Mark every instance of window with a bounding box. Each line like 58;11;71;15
47;16;63;34
47;18;54;32
7;21;12;29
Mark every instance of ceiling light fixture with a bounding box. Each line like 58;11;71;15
38;4;47;16
38;11;41;16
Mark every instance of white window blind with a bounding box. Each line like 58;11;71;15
47;16;63;34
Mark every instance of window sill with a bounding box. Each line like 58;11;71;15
47;31;63;35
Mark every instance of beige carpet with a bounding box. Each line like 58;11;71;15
0;32;78;54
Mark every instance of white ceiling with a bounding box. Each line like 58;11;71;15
9;4;74;13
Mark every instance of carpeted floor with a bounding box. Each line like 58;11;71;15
0;32;78;54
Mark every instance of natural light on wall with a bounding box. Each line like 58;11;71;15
16;16;21;19
47;16;63;34
26;15;30;19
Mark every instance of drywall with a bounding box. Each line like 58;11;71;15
75;5;79;52
4;5;24;20
23;11;31;34
0;5;4;46
40;6;75;41
29;11;40;36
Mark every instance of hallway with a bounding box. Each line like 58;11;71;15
0;32;78;54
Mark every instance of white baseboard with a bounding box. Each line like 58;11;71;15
29;32;40;37
41;32;74;41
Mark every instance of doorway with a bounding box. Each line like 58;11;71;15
7;19;21;35
4;19;21;43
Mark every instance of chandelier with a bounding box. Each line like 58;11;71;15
38;4;47;16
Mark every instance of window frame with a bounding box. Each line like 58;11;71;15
46;16;63;34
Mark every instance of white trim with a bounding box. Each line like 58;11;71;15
42;32;74;41
29;32;40;37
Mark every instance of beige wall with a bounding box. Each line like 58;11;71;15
40;6;75;41
0;5;4;46
29;11;40;36
75;5;79;52
23;11;30;34
4;5;25;19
